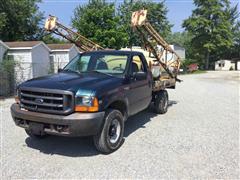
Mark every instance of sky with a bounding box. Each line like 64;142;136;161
38;0;239;33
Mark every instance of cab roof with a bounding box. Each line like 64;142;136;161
82;50;144;56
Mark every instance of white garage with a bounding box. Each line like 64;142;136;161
47;44;80;72
5;41;51;85
215;59;240;71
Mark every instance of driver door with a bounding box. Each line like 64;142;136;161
128;55;152;115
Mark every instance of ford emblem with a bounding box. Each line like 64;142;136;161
35;98;44;104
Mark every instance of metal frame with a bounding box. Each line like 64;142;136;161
131;10;181;82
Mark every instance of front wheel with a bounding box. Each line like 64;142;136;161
93;109;124;154
153;90;169;114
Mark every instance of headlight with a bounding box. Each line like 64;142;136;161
82;96;93;105
75;96;99;112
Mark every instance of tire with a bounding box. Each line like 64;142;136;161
93;109;124;154
25;129;47;139
154;90;168;114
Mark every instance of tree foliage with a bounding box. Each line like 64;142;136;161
167;32;194;58
227;5;240;59
119;0;172;47
72;0;128;49
166;32;192;48
0;53;16;96
0;0;44;41
231;21;240;58
183;0;237;69
41;34;67;44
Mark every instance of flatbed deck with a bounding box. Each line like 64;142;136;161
153;77;176;91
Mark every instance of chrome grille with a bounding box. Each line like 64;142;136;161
19;87;74;115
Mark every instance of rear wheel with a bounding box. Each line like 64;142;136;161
153;90;168;114
93;109;124;154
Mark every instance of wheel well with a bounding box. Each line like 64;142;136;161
108;101;127;117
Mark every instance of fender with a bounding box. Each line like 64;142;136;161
100;87;130;117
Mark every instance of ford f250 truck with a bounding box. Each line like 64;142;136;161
11;50;177;153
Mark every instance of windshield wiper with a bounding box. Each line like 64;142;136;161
88;70;113;77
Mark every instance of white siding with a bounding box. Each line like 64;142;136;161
69;46;79;60
8;50;32;84
51;52;69;72
32;44;50;78
156;45;185;62
174;46;186;60
50;46;80;73
215;60;234;71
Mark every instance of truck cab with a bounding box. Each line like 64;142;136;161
11;50;169;154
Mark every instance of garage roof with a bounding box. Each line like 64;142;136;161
5;41;41;48
47;43;75;51
3;41;51;51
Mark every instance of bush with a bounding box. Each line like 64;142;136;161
180;59;198;73
0;57;16;97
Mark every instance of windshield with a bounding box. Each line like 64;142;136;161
64;53;129;76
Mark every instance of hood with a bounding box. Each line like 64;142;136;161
20;72;123;94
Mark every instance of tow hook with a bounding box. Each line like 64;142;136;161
56;125;64;132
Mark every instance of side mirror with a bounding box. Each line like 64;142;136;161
58;68;63;73
133;72;147;80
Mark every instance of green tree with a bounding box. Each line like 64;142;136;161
0;53;16;96
232;21;240;58
166;32;192;48
183;0;235;69
0;0;43;41
119;0;172;47
72;0;128;49
41;34;67;44
0;13;7;31
225;4;240;59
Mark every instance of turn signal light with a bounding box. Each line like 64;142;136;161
75;98;99;112
15;96;20;104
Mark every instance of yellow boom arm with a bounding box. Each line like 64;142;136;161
45;16;104;52
131;10;181;80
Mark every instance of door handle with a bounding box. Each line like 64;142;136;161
148;80;151;87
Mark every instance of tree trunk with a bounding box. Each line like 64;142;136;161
205;51;210;70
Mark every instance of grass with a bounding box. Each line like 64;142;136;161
192;70;207;74
180;70;207;75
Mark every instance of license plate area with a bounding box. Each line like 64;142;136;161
29;122;44;135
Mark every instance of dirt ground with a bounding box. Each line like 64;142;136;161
0;71;239;179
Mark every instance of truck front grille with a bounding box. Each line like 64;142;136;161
19;87;74;115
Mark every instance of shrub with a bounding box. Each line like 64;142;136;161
0;56;16;96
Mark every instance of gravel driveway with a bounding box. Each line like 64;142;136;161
1;71;239;179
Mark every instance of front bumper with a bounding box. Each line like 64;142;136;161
11;103;105;137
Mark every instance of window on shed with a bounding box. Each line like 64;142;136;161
49;55;54;73
7;55;14;60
